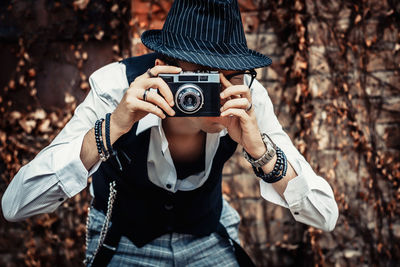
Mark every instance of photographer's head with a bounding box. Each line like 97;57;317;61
141;0;271;72
140;0;272;133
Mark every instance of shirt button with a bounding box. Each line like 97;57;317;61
294;212;299;215
166;184;172;189
164;203;174;210
58;198;64;202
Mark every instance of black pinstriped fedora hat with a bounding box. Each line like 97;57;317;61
141;0;272;70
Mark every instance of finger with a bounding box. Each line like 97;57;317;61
220;73;233;89
142;77;175;106
220;84;251;100
133;65;181;85
150;65;182;76
220;98;250;112
220;108;249;121
138;99;167;119
219;74;237;105
144;89;175;116
125;90;169;118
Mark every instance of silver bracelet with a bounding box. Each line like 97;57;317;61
243;133;276;168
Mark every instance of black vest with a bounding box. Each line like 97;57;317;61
92;54;238;247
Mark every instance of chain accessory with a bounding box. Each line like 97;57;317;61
243;133;276;168
84;181;117;266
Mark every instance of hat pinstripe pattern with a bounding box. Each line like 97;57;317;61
141;0;272;70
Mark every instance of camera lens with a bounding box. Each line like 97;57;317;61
175;84;204;114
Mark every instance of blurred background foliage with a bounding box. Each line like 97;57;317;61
0;0;399;266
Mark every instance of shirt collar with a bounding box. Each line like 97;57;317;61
136;114;161;135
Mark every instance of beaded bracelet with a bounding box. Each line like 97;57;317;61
94;119;102;156
97;118;110;160
94;119;109;162
252;146;287;183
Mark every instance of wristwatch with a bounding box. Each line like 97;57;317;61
243;133;276;168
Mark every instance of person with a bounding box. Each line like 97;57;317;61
2;0;338;266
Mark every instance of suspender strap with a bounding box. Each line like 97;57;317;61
90;221;121;267
216;222;257;267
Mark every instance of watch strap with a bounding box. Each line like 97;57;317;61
243;133;276;168
253;146;287;183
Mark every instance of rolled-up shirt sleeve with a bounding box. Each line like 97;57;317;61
250;78;339;232
1;62;125;222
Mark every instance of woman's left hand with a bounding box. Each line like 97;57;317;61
219;74;266;158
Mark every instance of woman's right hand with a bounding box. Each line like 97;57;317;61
110;65;181;138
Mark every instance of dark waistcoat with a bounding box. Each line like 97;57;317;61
92;53;238;247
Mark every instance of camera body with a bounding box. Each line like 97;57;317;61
159;71;221;117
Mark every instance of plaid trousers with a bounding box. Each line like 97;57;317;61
85;198;241;266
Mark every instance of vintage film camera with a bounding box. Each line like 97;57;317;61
159;71;221;117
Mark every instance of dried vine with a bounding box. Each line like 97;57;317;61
0;0;131;266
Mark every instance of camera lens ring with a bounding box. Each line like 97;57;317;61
175;84;204;114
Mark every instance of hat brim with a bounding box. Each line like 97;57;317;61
141;30;272;70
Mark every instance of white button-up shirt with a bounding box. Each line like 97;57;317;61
1;60;338;231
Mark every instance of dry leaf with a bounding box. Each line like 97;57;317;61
355;14;362;24
10;111;22;121
110;19;119;29
18;75;25;86
38;119;51;133
82;51;88;60
80;81;89;90
28;68;36;77
74;50;81;59
30;88;37;96
64;92;76;104
112;44;120;53
95;30;104;40
65;238;75;249
8;79;15;89
73;0;90;10
111;4;118;13
19;119;36;134
31;109;46;120
80;72;87;80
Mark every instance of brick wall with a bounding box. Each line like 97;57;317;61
229;0;400;266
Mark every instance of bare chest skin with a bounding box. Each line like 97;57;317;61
166;131;206;163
